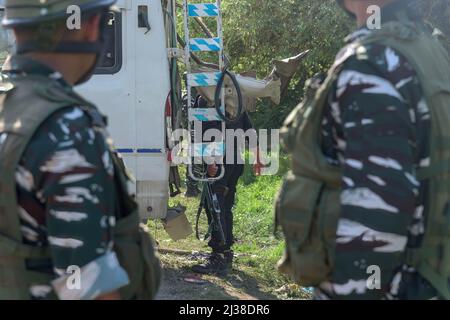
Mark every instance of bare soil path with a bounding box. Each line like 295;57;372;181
155;251;279;300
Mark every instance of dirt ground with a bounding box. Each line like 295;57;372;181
155;250;279;300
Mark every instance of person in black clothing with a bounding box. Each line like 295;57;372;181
192;96;257;275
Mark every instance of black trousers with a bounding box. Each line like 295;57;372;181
206;163;244;253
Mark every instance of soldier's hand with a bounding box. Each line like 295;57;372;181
207;164;219;177
254;149;263;176
254;163;263;176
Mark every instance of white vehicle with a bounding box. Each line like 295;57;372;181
0;0;179;221
0;0;307;223
77;0;178;220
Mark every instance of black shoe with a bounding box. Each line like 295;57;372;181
192;253;230;276
184;186;201;198
204;250;233;266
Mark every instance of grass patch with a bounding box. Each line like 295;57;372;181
149;153;311;299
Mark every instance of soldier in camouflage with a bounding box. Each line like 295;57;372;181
318;0;434;299
0;0;159;300
277;0;450;300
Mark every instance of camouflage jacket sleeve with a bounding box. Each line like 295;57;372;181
16;106;129;299
317;44;432;299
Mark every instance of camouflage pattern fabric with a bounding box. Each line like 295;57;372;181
6;59;129;299
314;28;440;300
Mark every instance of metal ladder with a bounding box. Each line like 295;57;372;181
182;1;226;182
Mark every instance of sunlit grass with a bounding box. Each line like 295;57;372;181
150;152;311;299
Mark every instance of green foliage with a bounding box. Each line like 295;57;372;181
223;0;351;77
222;0;449;129
222;0;352;129
162;156;309;298
417;0;450;53
417;0;450;36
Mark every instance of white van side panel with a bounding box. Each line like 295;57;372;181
77;0;171;220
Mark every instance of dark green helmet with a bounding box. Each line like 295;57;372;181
1;0;116;28
335;0;419;20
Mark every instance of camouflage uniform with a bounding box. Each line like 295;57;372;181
314;26;439;300
4;57;129;299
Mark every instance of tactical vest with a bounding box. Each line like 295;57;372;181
275;13;450;299
0;69;161;300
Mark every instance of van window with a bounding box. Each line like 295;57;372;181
0;9;122;73
95;10;122;74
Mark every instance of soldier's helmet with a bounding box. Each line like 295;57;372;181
335;0;415;17
335;0;358;17
335;0;405;10
1;0;116;28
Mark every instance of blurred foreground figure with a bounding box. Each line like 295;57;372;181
276;0;450;299
0;0;160;299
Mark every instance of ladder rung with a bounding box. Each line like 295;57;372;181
188;3;219;17
189;108;223;121
187;72;222;87
190;38;221;52
192;142;225;157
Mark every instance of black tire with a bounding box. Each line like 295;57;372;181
214;69;244;124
